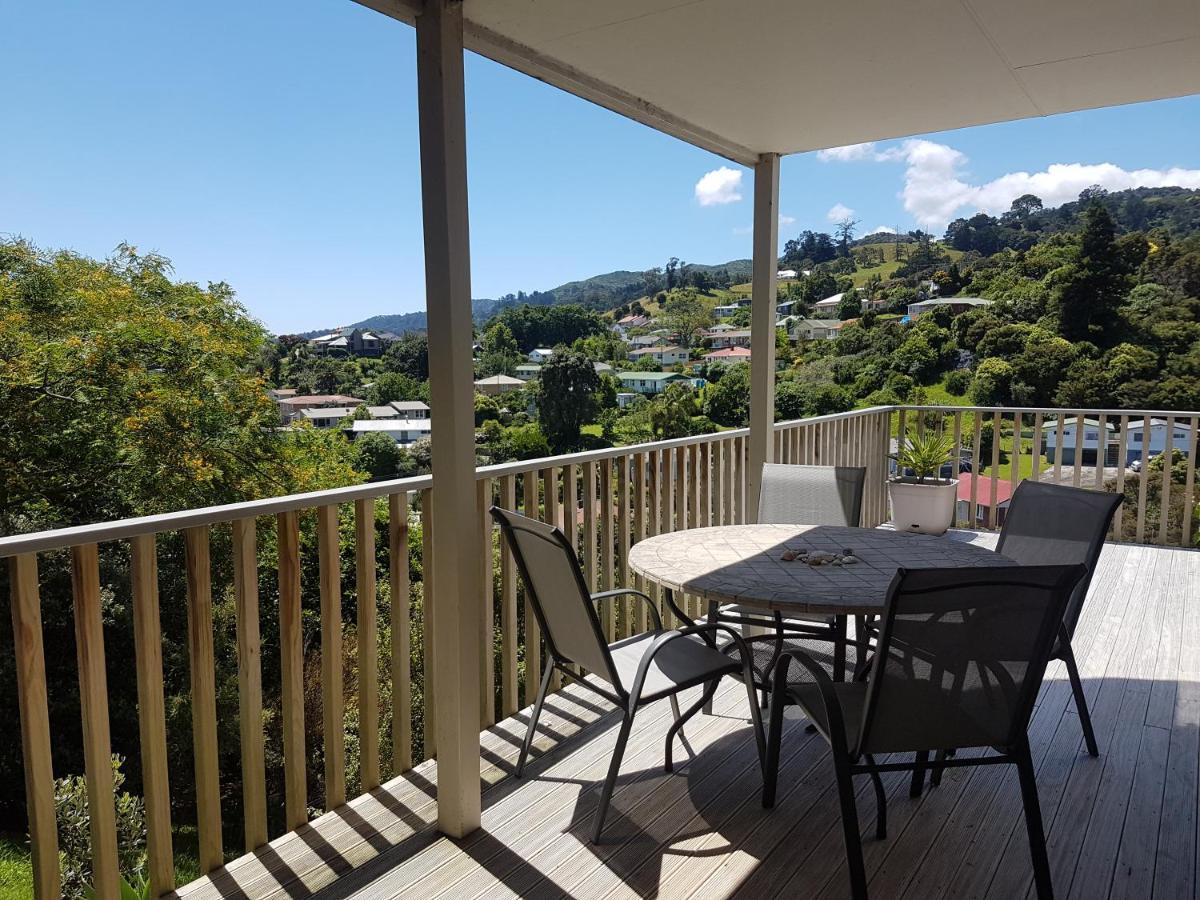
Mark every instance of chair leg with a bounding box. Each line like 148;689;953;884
516;663;555;777
910;751;929;798
592;709;635;843
833;753;869;900
864;754;887;840
702;603;719;716
762;682;787;808
665;683;717;773
1060;641;1099;757
931;749;947;787
1015;739;1054;900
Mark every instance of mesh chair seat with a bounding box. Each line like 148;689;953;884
607;632;742;702
724;634;861;688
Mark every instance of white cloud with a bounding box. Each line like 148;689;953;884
869;225;898;234
827;203;856;223
817;142;878;162
694;166;744;206
888;139;1200;230
779;213;796;226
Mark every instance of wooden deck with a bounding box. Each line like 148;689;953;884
174;535;1200;900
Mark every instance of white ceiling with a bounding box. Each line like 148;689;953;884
362;0;1200;163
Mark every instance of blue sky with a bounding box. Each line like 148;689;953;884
3;0;1199;333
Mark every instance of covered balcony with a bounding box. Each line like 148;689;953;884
4;0;1200;896
5;404;1200;898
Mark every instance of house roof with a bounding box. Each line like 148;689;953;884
910;297;993;308
301;407;355;420
390;400;430;411
957;473;1014;506
629;344;686;356
367;405;401;418
815;293;848;307
615;371;683;382
1126;419;1193;431
514;363;541;371
703;347;753;359
360;0;1200;166
474;374;525;386
281;394;364;406
348;419;433;432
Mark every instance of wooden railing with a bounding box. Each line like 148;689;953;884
21;401;1197;897
893;405;1200;548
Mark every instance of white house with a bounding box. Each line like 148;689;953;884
528;348;555;363
613;314;652;334
777;269;798;280
628;345;690;366
704;328;751;349
907;297;993;318
702;346;752;366
813;292;870;318
346;418;433;447
788;317;842;341
1042;418;1119;466
616;391;642;409
1124;419;1193;464
474;374;524;395
368;405;401;420
614;371;685;395
299;407;357;429
513;363;541;380
389;400;431;419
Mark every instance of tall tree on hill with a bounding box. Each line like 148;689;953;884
478;321;521;376
1052;202;1131;343
661;291;713;347
536;349;600;452
383;333;430;379
665;256;682;290
835;217;860;257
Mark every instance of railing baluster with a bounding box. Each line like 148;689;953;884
1031;412;1044;484
950;412;964;527
318;505;345;808
10;554;60;900
1114;415;1129;538
497;477;518;718
1073;413;1085;487
969;414;983;527
600;459;615;632
989;411;1002;529
419;488;436;758
475;480;495;728
1137;414;1152;543
1094;414;1108;491
277;510;307;828
617;454;632;637
1183;418;1197;548
389;491;413;773
131;534;175;889
230;521;266;852
632;451;648;633
1009;410;1023;508
521;473;540;700
1053;414;1065;483
183;528;223;872
583;460;598;595
355;498;381;787
1160;415;1175;545
543;468;562;689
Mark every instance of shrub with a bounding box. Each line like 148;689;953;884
55;756;146;898
943;369;971;396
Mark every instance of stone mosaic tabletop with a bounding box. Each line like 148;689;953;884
628;524;1012;615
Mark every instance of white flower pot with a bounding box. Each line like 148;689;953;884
888;478;959;536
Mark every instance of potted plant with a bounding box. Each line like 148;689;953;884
889;427;959;535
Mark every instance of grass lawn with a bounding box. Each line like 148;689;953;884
0;838;32;900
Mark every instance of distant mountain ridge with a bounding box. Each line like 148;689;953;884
303;258;753;337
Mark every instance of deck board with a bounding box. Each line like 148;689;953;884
171;536;1200;900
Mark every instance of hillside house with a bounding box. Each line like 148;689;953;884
513;363;541;380
788;317;841;341
367;406;401;420
956;473;1013;529
276;393;365;422
613;313;652;334
389;400;430;419
704;328;751;349
527;348;555;363
626;334;668;349
1041;418;1120;466
702;346;752;366
310;327;389;357
628;345;690;366
713;300;750;318
1125;419;1194;464
615;371;685;395
299;407;357;429
593;361;614;374
813;292;870;318
474;374;524;395
345;418;433;446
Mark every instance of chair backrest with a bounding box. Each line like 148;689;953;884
857;564;1085;756
757;463;866;527
490;506;619;688
996;480;1122;639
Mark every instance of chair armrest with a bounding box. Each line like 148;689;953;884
590;589;664;631
628;623;756;709
773;648;854;758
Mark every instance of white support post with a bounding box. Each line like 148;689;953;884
415;0;483;838
747;153;780;519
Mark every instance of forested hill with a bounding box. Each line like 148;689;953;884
332;258;753;336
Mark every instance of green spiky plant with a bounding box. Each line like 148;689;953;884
894;428;956;484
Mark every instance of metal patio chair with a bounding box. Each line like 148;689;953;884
762;564;1087;900
714;463;868;695
991;480;1123;758
492;506;765;843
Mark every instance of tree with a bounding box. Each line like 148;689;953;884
835;217;860;256
475;391;502;425
703;362;751;426
970;357;1015;406
536;349;600;452
489;304;604;351
367;371;424;405
478;321;521;376
648;383;697;439
1052;202;1131;343
836;288;861;321
382;333;430;379
354;432;406;478
661;291;712;347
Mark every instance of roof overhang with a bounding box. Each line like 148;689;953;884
356;0;1200;164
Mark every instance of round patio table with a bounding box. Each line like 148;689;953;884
628;524;1011;617
629;524;1012;681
